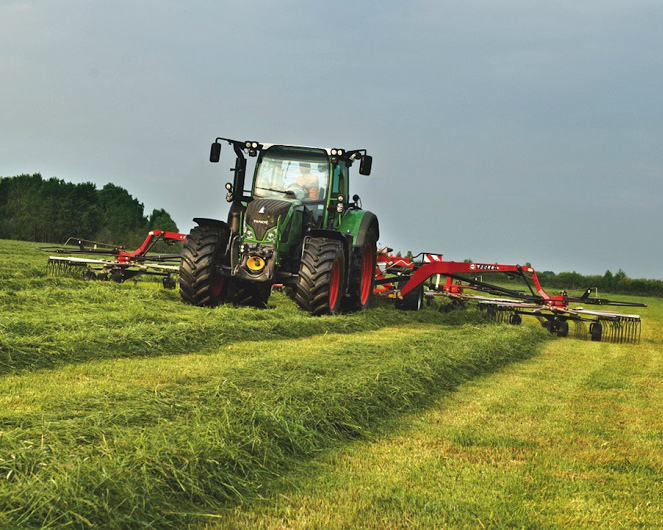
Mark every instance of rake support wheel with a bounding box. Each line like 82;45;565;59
396;281;424;311
557;320;569;337
295;237;346;316
179;225;230;307
590;321;603;342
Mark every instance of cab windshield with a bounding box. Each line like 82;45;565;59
253;147;329;203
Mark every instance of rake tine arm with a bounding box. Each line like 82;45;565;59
116;231;187;262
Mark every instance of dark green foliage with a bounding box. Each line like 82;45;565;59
0;174;179;246
148;208;178;233
537;269;663;297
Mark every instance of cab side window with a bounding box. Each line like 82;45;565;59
332;162;347;198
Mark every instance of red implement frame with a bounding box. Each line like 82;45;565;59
373;248;645;344
114;231;188;262
39;230;188;288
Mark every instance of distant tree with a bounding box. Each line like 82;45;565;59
405;250;414;259
463;258;473;263
146;209;181;253
96;183;148;245
602;270;614;289
147;209;178;232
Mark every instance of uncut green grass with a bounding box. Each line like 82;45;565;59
0;239;549;527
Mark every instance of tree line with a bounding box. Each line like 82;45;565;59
535;269;663;298
0;173;179;248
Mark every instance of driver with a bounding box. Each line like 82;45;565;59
292;162;320;200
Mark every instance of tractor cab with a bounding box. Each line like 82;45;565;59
251;146;332;228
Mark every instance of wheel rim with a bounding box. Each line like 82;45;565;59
329;258;341;309
359;245;374;306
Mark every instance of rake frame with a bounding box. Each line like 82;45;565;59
373;249;645;344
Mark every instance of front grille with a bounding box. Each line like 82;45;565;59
245;199;292;240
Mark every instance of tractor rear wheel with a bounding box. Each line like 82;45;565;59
295;237;346;315
179;225;230;307
342;230;377;312
229;280;271;308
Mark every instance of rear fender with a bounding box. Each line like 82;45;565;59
192;218;232;257
193;217;230;231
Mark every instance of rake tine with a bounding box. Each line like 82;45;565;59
611;320;619;344
572;320;586;340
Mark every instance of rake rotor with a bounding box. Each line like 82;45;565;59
47;258;89;279
478;302;642;344
40;230;187;289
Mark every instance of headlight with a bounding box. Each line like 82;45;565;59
244;226;255;240
266;231;277;243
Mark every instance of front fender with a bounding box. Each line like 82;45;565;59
338;210;379;248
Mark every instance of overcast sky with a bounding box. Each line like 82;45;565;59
1;0;661;278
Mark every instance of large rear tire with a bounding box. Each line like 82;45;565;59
179;225;230;307
342;230;377;312
295;237;346;316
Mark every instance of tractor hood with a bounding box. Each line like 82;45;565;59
245;198;294;240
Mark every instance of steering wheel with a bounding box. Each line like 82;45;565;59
287;186;307;200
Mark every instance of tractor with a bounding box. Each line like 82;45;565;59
179;137;378;315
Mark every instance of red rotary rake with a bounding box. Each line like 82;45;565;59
374;248;645;344
38;230;187;289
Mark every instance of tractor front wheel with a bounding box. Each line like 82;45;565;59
295;237;346;316
179;225;230;307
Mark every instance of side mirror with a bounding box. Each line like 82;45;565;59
359;155;372;175
210;142;221;163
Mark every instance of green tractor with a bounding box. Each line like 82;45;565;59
179;137;378;315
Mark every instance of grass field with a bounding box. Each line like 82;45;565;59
225;299;663;528
0;238;660;528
